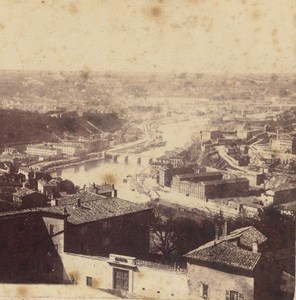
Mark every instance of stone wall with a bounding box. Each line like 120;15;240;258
187;262;254;300
61;252;188;299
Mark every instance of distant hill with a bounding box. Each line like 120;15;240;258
0;109;123;147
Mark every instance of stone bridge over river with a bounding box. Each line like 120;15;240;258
104;151;153;166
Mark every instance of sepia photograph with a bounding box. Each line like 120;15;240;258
0;0;295;299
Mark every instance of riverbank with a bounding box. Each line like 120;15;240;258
46;155;105;173
29;136;151;173
49;117;208;205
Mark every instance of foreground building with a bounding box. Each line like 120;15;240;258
12;187;49;208
185;226;268;300
0;190;151;283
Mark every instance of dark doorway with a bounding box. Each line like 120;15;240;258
113;268;129;291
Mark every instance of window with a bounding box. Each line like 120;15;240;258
226;290;244;300
86;276;92;287
200;284;208;299
49;224;54;235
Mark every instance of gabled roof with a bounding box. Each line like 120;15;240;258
229;226;267;249
186;241;261;271
185;226;267;272
86;184;115;194
0;190;150;225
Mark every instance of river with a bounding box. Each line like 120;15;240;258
51;117;208;202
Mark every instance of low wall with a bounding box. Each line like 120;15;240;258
60;253;188;299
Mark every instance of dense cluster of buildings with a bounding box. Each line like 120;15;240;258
148;116;296;220
0;148;292;299
170;172;250;200
26;137;110;160
0;74;295;298
0;183;291;299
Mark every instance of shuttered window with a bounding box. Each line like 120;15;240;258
200;284;208;298
226;290;244;300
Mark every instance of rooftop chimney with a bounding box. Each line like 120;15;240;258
215;225;220;240
77;198;81;207
222;220;228;237
252;241;258;253
63;207;67;215
51;198;57;206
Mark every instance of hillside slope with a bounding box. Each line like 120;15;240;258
0;109;123;146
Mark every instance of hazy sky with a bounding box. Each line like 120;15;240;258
0;0;295;73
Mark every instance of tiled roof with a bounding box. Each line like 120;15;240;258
185;226;267;271
57;191;150;225
13;188;38;197
86;184;114;194
0;191;150;225
185;242;261;271
230;226;267;249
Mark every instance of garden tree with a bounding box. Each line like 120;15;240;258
212;210;227;235
173;218;204;256
60;179;77;194
255;207;295;251
40;172;52;182
150;207;216;264
150;207;177;264
225;206;295;252
181;142;202;162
